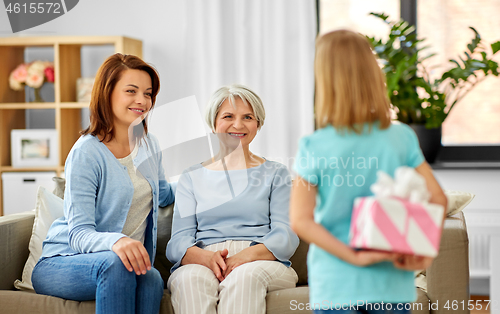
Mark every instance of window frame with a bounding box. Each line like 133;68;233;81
316;0;500;165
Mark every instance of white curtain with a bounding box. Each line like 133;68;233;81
175;0;316;168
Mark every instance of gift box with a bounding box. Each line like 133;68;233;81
349;196;444;257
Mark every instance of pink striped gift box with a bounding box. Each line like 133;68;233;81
349;196;444;257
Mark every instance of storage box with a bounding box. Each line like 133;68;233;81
349;196;444;257
2;172;56;215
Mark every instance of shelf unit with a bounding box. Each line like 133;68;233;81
0;36;143;215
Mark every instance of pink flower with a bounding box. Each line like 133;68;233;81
44;66;55;83
26;70;44;89
11;63;28;83
9;72;24;91
9;60;56;91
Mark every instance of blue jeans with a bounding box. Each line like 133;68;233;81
32;251;163;314
313;303;411;314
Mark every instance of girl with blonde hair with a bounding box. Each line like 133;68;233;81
290;30;447;313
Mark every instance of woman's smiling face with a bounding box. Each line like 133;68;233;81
110;69;152;130
214;97;259;148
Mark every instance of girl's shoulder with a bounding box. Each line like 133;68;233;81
297;125;336;148
384;122;419;140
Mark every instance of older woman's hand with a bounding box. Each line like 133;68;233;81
223;251;252;278
206;249;229;282
182;246;229;282
222;244;276;278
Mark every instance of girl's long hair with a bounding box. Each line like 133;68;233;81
315;30;391;133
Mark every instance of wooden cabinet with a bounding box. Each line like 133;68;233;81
0;36;142;215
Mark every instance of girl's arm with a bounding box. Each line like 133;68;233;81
289;177;396;266
393;161;448;271
416;161;448;222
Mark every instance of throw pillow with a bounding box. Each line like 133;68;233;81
14;186;64;291
445;190;475;216
52;176;66;199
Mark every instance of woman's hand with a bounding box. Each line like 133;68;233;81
205;249;229;282
393;254;434;271
223;251;252;278
181;246;228;281
112;237;151;275
348;250;398;267
222;244;276;278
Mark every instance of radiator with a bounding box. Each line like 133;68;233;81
466;210;500;279
469;233;490;278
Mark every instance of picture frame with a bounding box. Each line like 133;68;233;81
76;77;95;103
11;129;59;168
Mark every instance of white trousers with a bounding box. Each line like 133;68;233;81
167;240;298;314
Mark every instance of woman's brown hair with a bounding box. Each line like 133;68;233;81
315;29;391;133
81;53;160;142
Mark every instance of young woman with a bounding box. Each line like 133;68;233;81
32;53;175;314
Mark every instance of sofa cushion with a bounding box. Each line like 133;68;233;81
0;290;177;314
154;204;175;285
0;290;95;314
0;212;35;290
266;286;310;313
14;186;64;291
290;239;308;286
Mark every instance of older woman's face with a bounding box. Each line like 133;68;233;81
214;97;258;148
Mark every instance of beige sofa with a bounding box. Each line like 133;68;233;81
0;204;470;314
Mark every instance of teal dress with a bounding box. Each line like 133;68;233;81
293;122;425;308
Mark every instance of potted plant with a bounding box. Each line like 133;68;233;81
366;12;500;162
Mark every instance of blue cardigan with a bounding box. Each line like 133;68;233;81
40;134;175;263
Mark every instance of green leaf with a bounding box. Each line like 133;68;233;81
492;41;500;54
449;59;461;68
370;12;390;23
470;27;480;40
470;61;486;68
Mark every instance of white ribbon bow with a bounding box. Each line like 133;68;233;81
370;166;430;204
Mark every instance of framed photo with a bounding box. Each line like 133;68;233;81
76;77;95;102
11;129;59;168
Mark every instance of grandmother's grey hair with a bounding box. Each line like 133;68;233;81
205;84;266;132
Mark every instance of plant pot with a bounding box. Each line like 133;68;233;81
409;124;442;164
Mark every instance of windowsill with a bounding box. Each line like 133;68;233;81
431;161;500;169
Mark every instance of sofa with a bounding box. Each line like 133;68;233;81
0;204;470;314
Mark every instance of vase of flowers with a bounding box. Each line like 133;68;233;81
9;61;55;102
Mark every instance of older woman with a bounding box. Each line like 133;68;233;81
166;84;299;314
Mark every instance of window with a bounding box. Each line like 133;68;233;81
418;0;500;145
319;0;400;37
318;0;500;162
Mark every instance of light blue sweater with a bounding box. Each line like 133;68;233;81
166;160;299;272
294;122;425;307
40;134;175;263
